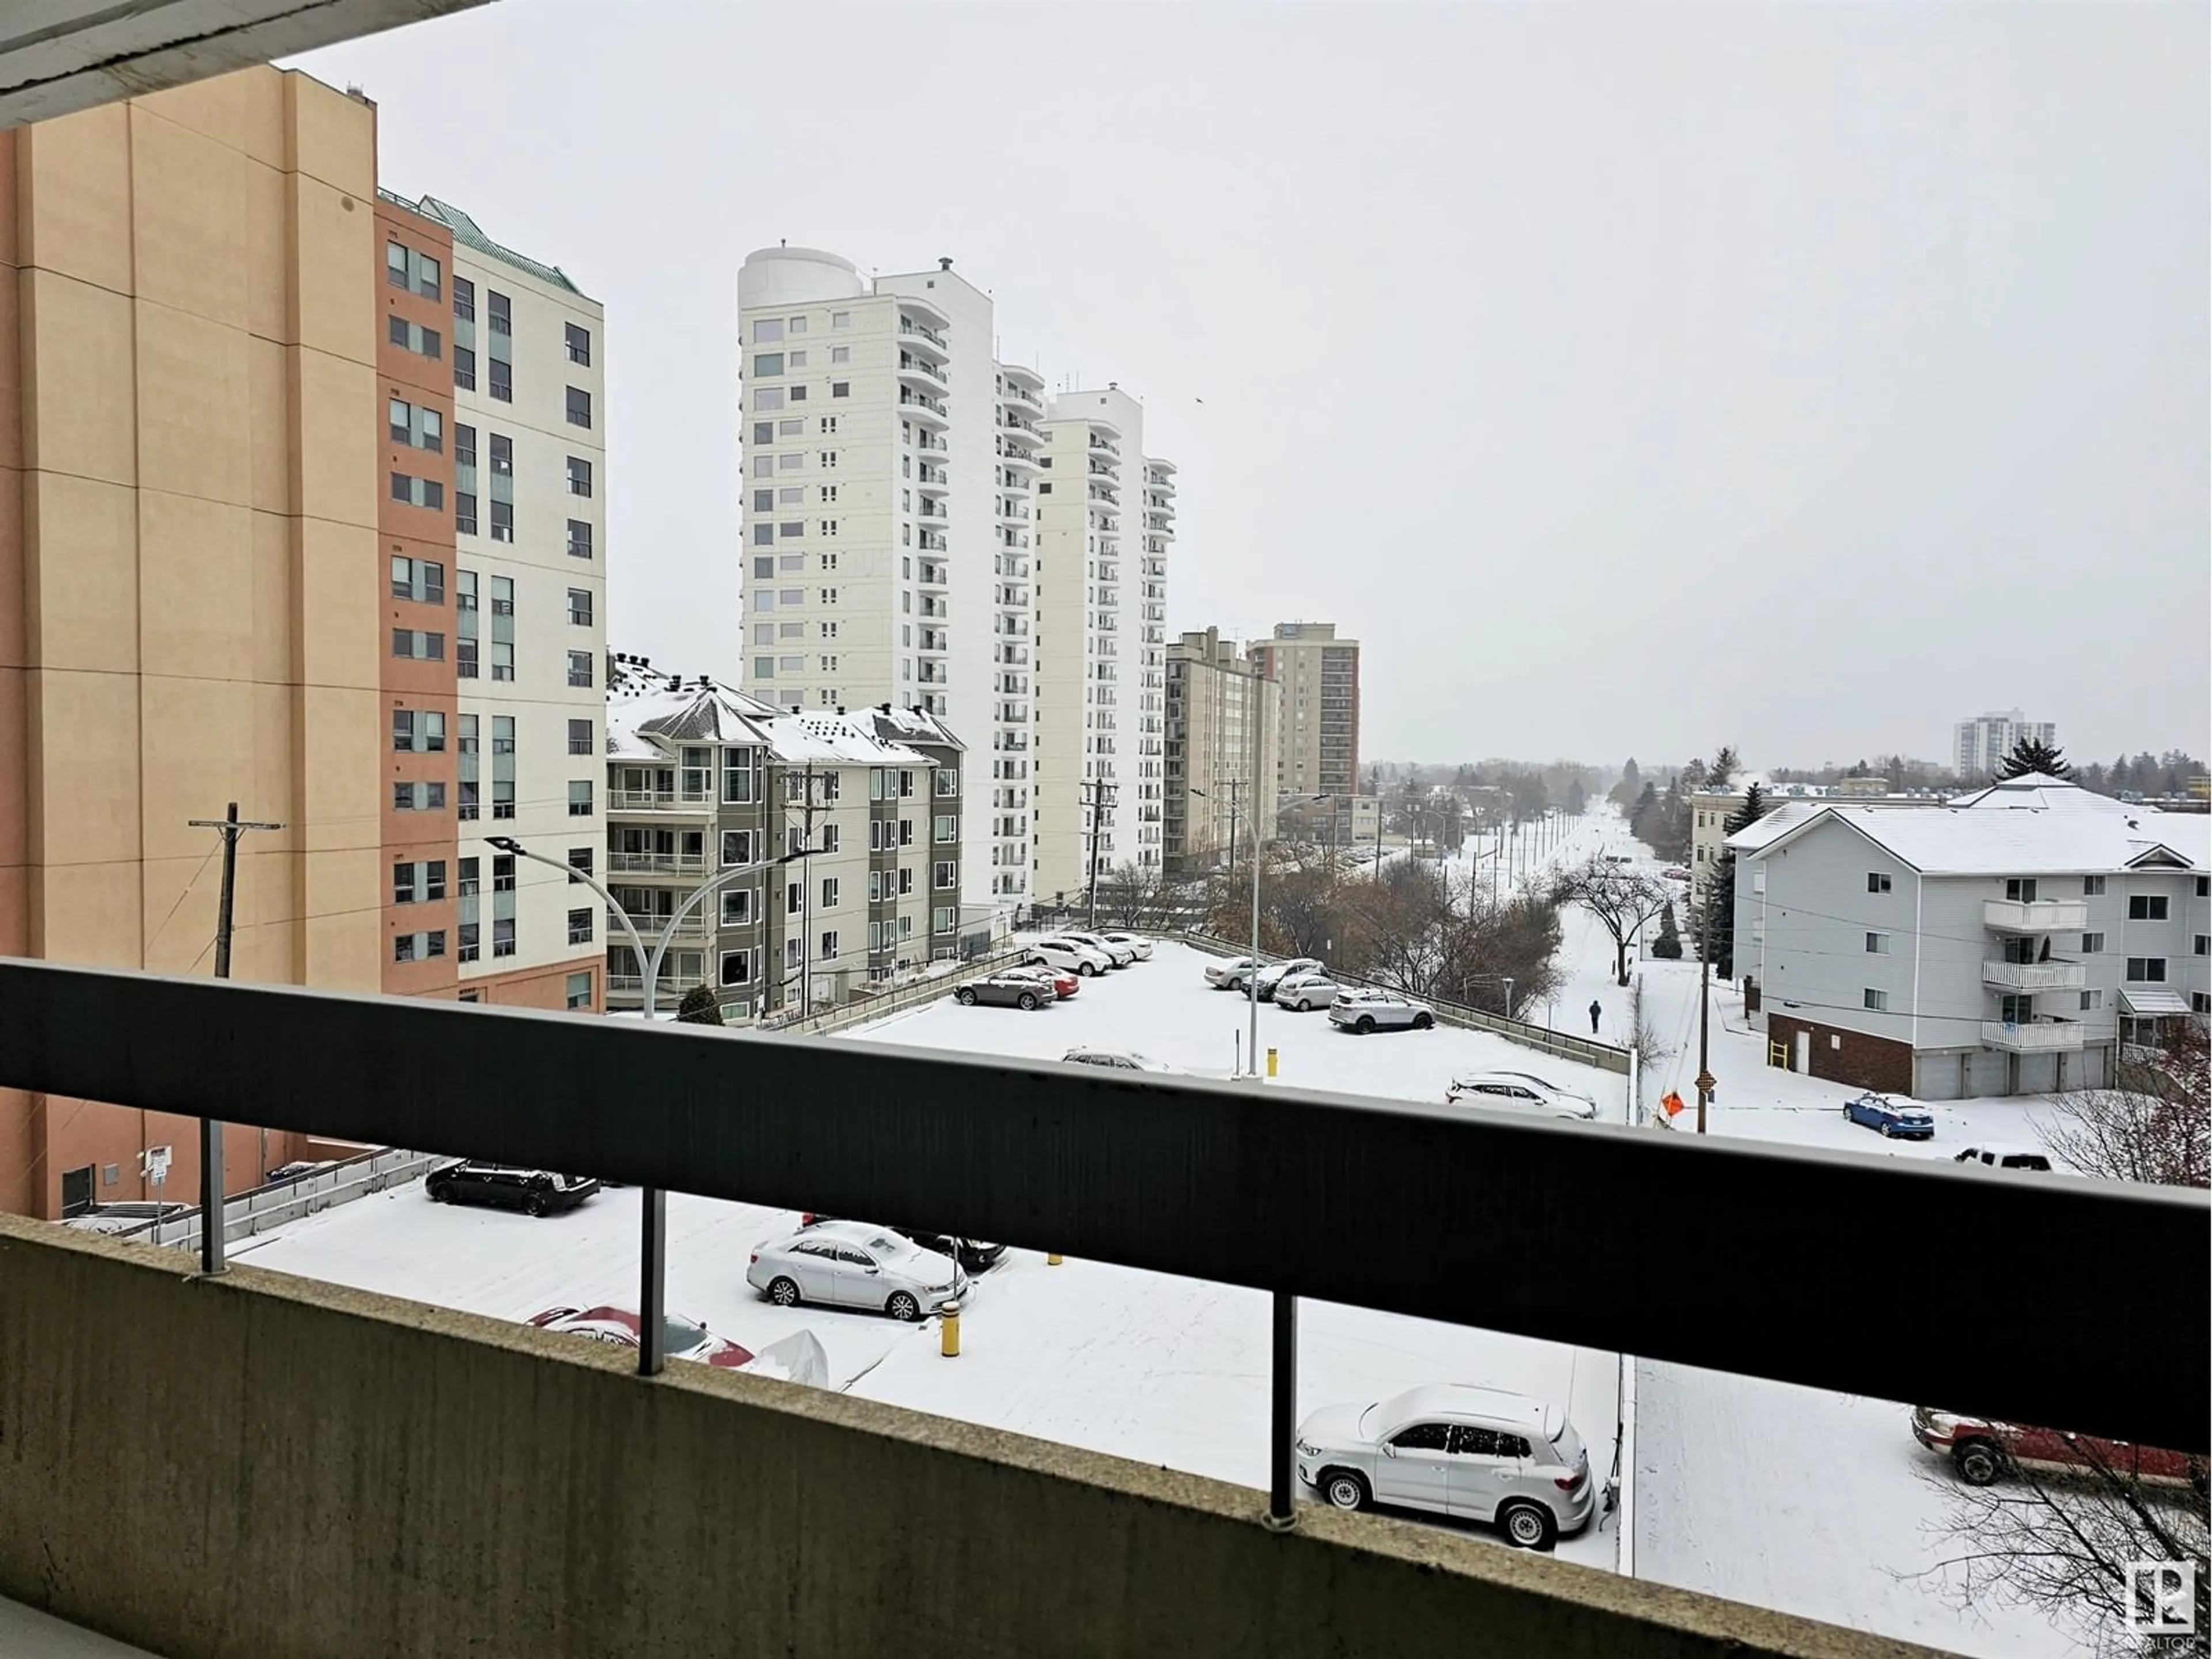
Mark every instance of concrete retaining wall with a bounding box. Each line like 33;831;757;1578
0;1218;1950;1659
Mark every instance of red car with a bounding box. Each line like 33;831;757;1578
528;1305;753;1369
1911;1406;2203;1488
1002;964;1080;999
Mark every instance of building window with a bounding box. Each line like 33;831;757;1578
390;628;445;661
568;780;594;817
387;241;440;298
786;880;802;918
567;908;593;945
567;650;594;688
2083;875;2107;895
820;930;839;961
567;386;592;428
2194;993;2211;1015
493;917;516;959
389;472;444;510
456;493;478;536
453;276;475;322
2194;935;2209;956
722;830;753;866
492;855;516;893
454;346;476;391
567;518;593;559
1862;988;1888;1012
389;556;445;604
388;315;442;359
753;319;783;343
487;290;511;336
2127;895;2170;921
567;456;593;497
392;930;446;963
933;906;955;934
566;971;592;1010
567;588;594;627
720;889;753;928
897;867;914;894
391;709;446;752
2126;957;2168;983
388;398;443;452
934;861;956;889
566;323;592;365
490;499;514;543
456;639;478;679
755;387;785;411
2003;877;2039;903
719;949;753;987
934;815;957;843
819;876;839;910
567;847;593;880
392;781;446;811
567;718;593;756
490;357;512;402
2080;989;2104;1012
1865;933;1889;954
1865;872;1892;894
935;769;959;797
2082;932;2105;954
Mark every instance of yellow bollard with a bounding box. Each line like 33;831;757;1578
1047;1252;1063;1266
940;1300;960;1358
1266;1047;1279;1079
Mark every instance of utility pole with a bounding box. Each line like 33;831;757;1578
1082;778;1116;929
1695;897;1717;1135
184;802;282;1276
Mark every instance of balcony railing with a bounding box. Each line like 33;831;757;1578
1979;1018;2089;1052
608;788;712;814
607;850;707;875
1984;897;2090;933
610;908;709;941
1;958;2202;1659
1980;958;2088;991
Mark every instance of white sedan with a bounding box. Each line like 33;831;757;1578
747;1219;967;1321
1097;931;1154;960
1446;1071;1600;1120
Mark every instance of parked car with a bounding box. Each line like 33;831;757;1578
1953;1143;2054;1173
1028;937;1115;977
1097;931;1154;961
1328;989;1436;1033
1275;972;1349;1012
1447;1071;1600;1120
262;1159;336;1185
798;1215;1007;1275
1663;866;1692;882
955;973;1051;1010
1842;1092;1936;1141
425;1162;600;1217
1207;956;1263;991
748;1220;967;1320
1294;1384;1594;1548
1000;963;1080;999
1058;930;1137;968
1063;1047;1180;1073
528;1304;756;1369
1254;958;1325;1002
1910;1407;2203;1489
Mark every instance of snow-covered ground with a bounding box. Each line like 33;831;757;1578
232;942;1627;1567
1547;806;2081;1658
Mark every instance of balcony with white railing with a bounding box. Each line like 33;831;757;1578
1982;959;2088;992
899;387;950;427
607;849;708;876
610;908;710;942
609;789;713;815
1984;897;2090;934
897;315;949;355
899;355;949;391
1980;1018;2088;1052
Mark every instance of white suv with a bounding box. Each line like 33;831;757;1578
1027;937;1113;976
1327;989;1436;1033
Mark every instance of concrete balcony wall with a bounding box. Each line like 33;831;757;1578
0;1216;1939;1659
1983;897;2089;934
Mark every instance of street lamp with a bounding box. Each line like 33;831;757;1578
486;834;801;1377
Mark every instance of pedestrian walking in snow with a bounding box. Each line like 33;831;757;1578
1588;999;1601;1035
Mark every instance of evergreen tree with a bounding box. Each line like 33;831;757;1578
1630;780;1658;832
1705;785;1771;979
676;983;724;1025
1566;778;1586;816
1622;757;1641;790
1651;902;1683;959
1710;745;1741;782
1996;735;2072;781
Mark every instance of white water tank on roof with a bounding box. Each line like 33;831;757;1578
739;246;868;309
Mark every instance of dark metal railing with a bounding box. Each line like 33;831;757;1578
1;957;2205;1460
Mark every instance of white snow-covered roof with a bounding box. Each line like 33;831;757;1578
605;668;780;761
1735;778;2208;875
760;710;931;768
858;702;967;753
1723;801;1828;853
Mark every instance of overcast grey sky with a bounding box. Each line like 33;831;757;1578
299;1;2207;771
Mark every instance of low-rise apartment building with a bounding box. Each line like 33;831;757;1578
605;657;967;1020
1731;774;2209;1100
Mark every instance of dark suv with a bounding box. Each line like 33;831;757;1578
425;1162;600;1218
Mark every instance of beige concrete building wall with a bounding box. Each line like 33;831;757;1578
1164;627;1277;872
2;66;380;1217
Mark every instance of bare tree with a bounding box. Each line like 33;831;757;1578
2046;1024;2209;1189
1915;1445;2208;1656
1433;892;1562;1015
1551;859;1673;986
1624;978;1676;1120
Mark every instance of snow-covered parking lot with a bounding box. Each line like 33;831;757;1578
234;941;1626;1567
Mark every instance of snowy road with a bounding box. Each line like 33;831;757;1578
236;941;1626;1568
1543;806;2083;1657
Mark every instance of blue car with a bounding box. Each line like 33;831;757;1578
1842;1092;1936;1140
